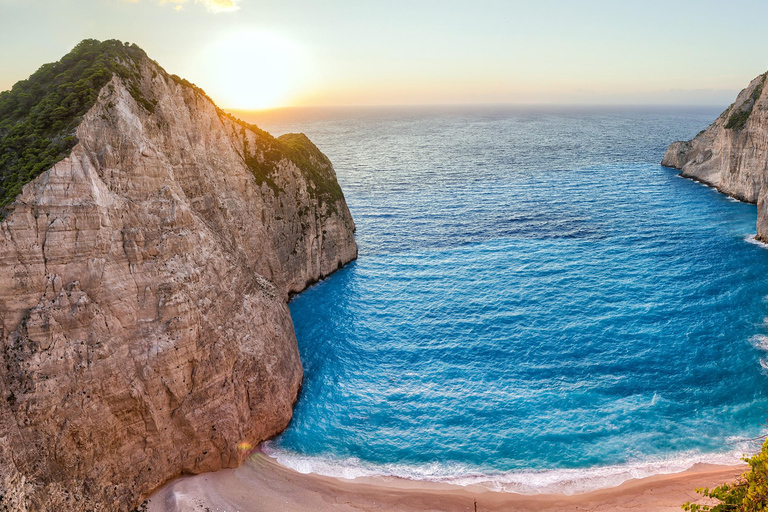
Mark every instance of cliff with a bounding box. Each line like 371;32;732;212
662;71;768;239
0;40;356;511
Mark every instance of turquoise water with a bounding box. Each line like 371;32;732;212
247;106;768;493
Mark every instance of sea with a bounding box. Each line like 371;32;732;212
237;105;768;495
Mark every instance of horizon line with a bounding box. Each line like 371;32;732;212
223;102;730;114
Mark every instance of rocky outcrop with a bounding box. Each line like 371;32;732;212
0;42;356;510
662;71;768;239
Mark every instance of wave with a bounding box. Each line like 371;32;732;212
745;235;768;248
748;335;768;371
261;443;749;496
750;334;768;351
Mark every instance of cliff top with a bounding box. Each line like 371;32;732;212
0;39;152;212
723;72;766;131
0;38;338;216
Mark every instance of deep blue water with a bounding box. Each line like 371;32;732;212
243;106;768;493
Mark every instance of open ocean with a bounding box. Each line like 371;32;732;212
239;105;768;494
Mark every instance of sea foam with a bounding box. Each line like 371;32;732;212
745;234;768;248
262;443;748;495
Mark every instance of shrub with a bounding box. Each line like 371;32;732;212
682;438;768;511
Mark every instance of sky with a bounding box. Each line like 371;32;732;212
1;0;768;110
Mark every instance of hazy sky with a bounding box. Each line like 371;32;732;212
2;0;768;109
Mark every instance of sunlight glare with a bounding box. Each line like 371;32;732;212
199;31;309;110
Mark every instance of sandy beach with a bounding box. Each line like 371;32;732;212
147;450;746;512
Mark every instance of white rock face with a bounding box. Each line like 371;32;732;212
662;72;768;238
0;56;356;511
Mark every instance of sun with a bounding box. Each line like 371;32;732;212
199;31;309;110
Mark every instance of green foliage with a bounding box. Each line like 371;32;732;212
278;132;344;210
725;74;766;131
241;129;283;195
169;74;213;104
0;39;150;216
222;112;344;212
682;438;768;511
726;110;751;131
0;37;346;220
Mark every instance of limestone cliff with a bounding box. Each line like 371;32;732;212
0;40;356;511
662;71;768;239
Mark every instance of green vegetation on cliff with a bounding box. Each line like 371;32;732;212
725;74;766;131
0;38;346;219
279;132;345;208
0;39;149;215
682;439;768;511
222;111;344;212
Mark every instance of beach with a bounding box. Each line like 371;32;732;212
147;450;745;512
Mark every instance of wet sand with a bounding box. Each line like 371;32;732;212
147;450;745;512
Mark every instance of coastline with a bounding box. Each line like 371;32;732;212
147;448;746;512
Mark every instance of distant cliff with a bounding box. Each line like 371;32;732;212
0;39;356;511
662;71;768;239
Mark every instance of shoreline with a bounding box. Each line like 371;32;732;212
262;442;750;495
147;448;746;512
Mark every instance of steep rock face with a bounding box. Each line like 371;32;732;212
662;71;768;238
0;43;356;510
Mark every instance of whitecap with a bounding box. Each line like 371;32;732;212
750;335;768;351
